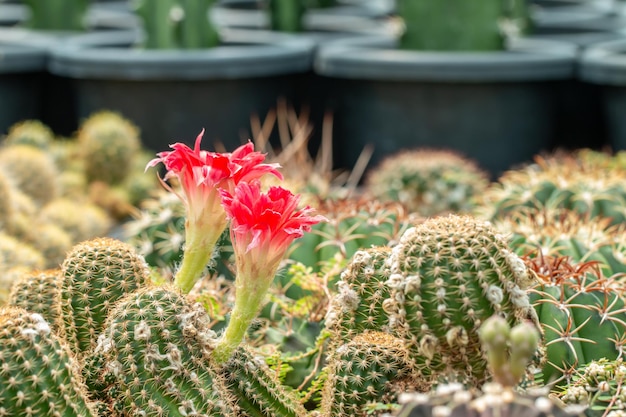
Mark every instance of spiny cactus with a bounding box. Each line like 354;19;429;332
525;255;626;387
384;214;542;387
8;269;61;331
134;0;220;49
496;208;626;277
0;144;59;207
288;197;419;274
218;345;309;417
96;285;238;415
325;246;394;344
59;237;152;356
26;222;74;269
319;330;424;417
77;110;141;185
557;358;626;416
3;119;54;150
395;316;577;417
22;0;88;31
0;307;98;416
0;231;45;273
477;150;626;225
365;148;490;217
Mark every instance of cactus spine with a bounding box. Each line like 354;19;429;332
384;214;542;386
96;286;238;415
59;237;151;356
0;307;98;416
219;345;308;417
8;269;62;331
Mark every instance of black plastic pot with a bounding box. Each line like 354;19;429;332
580;38;626;151
48;29;315;152
314;35;577;178
0;42;47;135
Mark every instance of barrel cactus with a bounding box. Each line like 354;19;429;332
383;214;542;387
77;110;141;185
0;307;99;416
525;254;626;387
365;148;489;216
3;119;54;149
477;150;626;225
0;144;59;207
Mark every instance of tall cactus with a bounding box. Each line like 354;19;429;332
59;237;151;356
96;285;237;415
22;0;89;31
396;0;505;51
134;0;220;49
0;307;99;416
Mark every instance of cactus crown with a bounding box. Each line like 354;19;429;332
3;119;54;149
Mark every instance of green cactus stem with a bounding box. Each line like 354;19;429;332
96;285;237;415
8;269;62;332
22;0;89;31
0;307;99;416
269;0;306;32
59;237;151;356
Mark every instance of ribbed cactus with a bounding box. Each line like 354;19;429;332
3;119;54;150
77;111;141;185
557;358;626;416
319;330;423;417
288;197;419;274
397;0;506;51
525;255;626;387
96;285;238;415
218;345;308;416
134;0;220;49
22;0;89;31
365;149;489;217
0;307;98;416
0;144;59;207
59;237;151;356
8;269;62;331
477;150;626;226
496;208;626;277
384;214;542;387
269;0;306;32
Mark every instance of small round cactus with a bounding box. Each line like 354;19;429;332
0;144;59;206
3;119;54;149
365;148;490;216
77;110;141;185
40;197;112;243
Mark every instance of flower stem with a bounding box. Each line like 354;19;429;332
212;276;272;364
173;223;223;294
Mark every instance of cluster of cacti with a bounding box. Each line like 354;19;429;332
477;150;626;225
134;0;220;49
22;0;89;31
557;358;626;416
364;149;490;216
